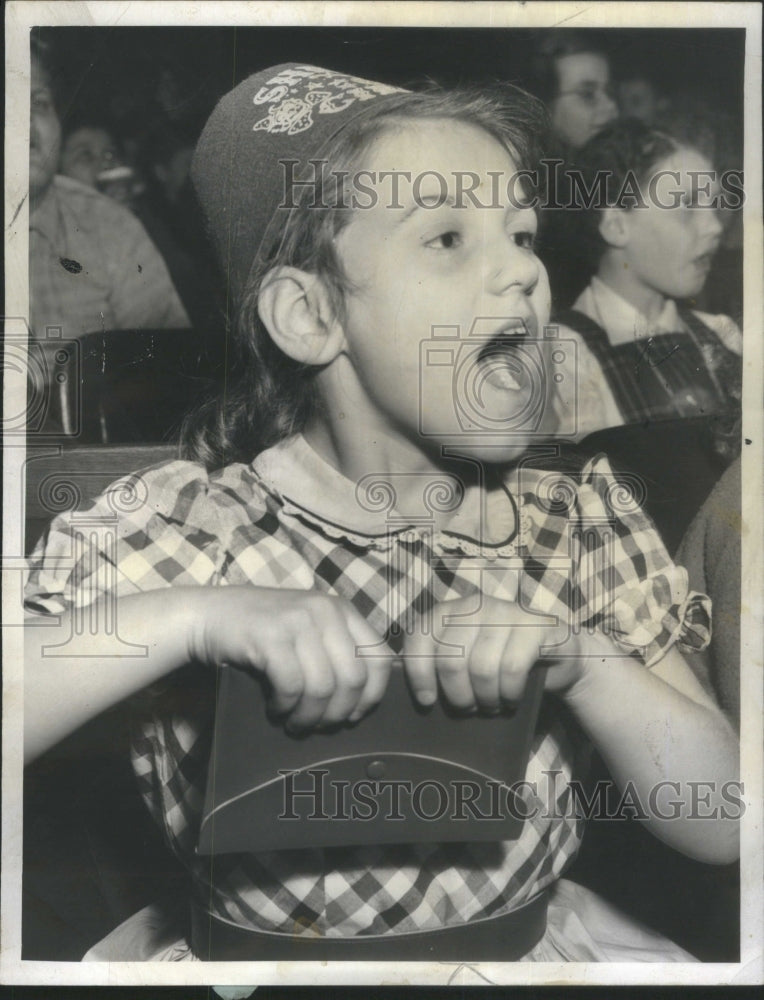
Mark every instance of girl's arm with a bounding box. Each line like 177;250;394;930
25;589;200;764
25;586;391;765
560;636;739;865
403;598;739;865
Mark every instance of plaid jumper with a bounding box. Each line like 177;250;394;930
25;436;710;939
555;307;742;427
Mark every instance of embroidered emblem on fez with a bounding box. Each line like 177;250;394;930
252;65;400;136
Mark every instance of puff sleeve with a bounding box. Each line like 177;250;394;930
519;455;711;667
24;460;228;617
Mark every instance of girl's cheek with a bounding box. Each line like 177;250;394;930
536;269;552;326
539;296;552;328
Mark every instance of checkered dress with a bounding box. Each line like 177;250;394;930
25;437;710;940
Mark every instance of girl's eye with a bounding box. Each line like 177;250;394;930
425;231;462;250
513;231;537;250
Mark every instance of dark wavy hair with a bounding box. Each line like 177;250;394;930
181;82;548;469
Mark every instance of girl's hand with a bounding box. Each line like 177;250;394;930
401;596;605;711
188;587;393;732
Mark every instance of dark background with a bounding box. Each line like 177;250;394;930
37;26;744;140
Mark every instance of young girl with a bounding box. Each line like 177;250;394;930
24;64;738;965
551;118;742;442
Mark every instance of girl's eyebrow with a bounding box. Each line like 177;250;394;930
395;194;537;226
397;194;459;224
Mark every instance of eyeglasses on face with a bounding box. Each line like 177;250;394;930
557;85;617;107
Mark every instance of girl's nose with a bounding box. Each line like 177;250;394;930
599;96;618;125
488;237;541;297
703;209;724;241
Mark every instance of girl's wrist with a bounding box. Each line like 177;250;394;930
163;586;218;666
556;631;622;710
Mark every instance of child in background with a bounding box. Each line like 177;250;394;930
59;123;134;204
24;65;737;964
551;119;742;441
528;30;619;310
528;29;618;153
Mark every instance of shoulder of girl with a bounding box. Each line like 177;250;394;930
98;458;268;525
578;451;617;482
510;453;614;501
690;310;743;352
577;452;646;515
507;458;590;527
515;452;647;532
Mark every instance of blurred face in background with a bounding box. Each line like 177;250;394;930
154;145;194;204
618;147;724;302
618;77;665;126
550;52;618;149
30;57;61;201
60;126;119;189
60;125;136;205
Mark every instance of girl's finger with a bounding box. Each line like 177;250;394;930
261;634;304;715
434;638;478;711
318;610;369;725
428;600;480;710
342;609;392;719
401;627;439;707
499;626;543;703
287;630;337;732
466;625;507;711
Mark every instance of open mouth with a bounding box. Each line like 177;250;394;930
693;252;714;270
693;242;719;268
477;325;530;392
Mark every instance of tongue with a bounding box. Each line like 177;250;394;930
481;356;523;391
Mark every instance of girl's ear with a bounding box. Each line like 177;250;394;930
598;207;631;249
257;267;346;365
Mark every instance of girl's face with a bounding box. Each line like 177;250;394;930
60;127;119;190
550;52;618;150
621;147;724;301
331;119;553;463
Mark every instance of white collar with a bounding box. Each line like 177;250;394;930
251;434;520;551
575;276;685;347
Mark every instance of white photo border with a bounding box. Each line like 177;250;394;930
3;0;762;987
